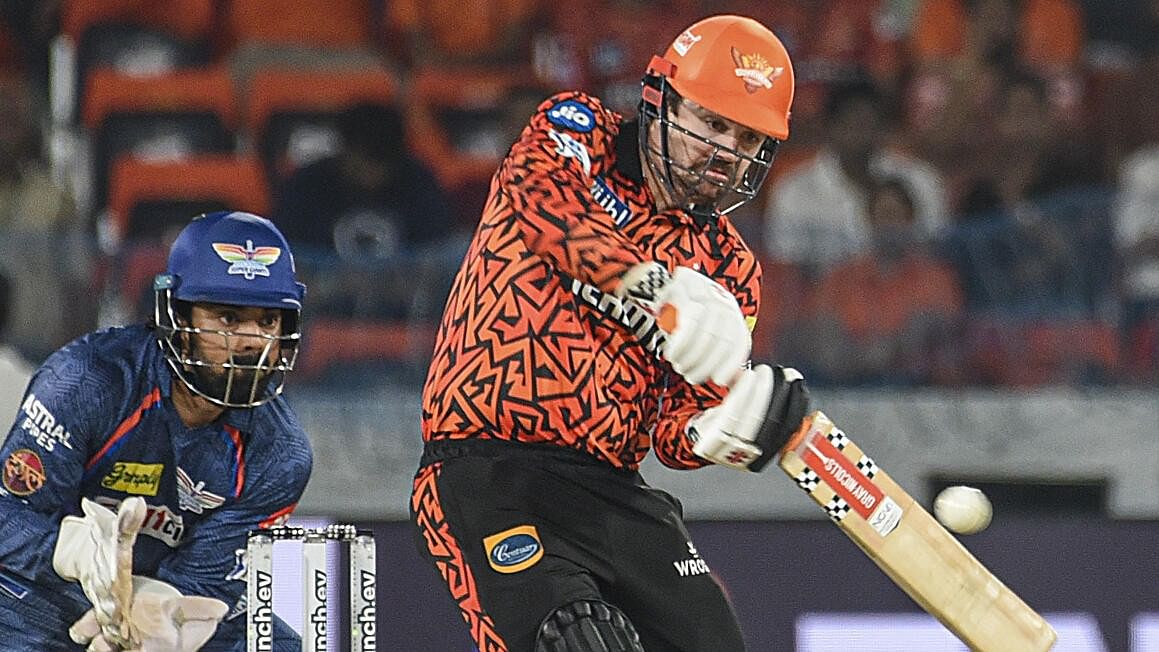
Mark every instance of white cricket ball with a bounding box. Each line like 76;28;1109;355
933;485;992;535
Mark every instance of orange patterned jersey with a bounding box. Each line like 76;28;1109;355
421;91;762;471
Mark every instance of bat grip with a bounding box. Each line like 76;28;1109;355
778;412;814;457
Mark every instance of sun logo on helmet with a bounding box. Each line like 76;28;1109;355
730;47;784;93
212;240;282;280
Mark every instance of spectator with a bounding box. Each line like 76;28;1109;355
787;178;964;385
0;270;33;417
0;80;74;233
903;0;1088;179
763;78;948;275
1112;41;1159;380
272;102;456;318
0;79;91;357
947;69;1103;314
273;102;455;258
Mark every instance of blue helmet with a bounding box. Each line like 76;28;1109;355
160;210;305;309
153;211;306;408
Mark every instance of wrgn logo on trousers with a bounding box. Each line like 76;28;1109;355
483;525;544;574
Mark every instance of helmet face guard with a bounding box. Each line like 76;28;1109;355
639;15;794;218
639;70;779;218
153;288;301;408
153;211;306;408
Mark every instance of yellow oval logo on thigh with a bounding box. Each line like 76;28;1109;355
483;525;544;574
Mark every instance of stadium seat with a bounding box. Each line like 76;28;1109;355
243;68;398;183
222;0;374;50
295;318;438;381
82;66;238;212
60;0;217;122
409;64;546;191
751;258;810;359
107;155;269;243
964;318;1119;386
117;243;170;321
383;0;539;63
61;0;215;43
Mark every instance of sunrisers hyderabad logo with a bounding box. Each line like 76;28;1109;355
3;449;45;496
212;240;281;280
483;525;544;574
730;47;785;93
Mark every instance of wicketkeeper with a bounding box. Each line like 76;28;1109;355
0;212;312;650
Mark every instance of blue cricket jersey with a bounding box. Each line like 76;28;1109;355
0;324;312;650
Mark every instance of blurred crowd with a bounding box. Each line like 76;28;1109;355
0;0;1156;389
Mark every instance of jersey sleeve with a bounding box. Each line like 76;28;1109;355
495;92;652;293
0;346;125;585
154;429;311;622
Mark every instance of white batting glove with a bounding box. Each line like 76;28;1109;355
70;577;228;652
688;364;774;469
619;263;751;385
54;496;147;646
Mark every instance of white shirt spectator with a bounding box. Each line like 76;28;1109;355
764;148;949;271
1114;144;1159;299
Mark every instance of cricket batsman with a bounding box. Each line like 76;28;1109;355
0;211;312;650
412;14;810;651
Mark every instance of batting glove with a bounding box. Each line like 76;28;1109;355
689;365;810;471
619;263;751;385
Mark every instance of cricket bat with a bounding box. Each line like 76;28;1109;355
777;411;1057;651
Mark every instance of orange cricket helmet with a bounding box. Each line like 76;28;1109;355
653;14;795;140
638;15;796;218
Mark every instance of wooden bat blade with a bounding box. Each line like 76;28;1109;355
778;411;1057;651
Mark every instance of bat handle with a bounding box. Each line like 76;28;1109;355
778;412;816;457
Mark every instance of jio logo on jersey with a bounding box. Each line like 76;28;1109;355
483;525;544;574
546;100;595;133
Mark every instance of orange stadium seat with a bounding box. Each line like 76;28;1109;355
62;0;218;124
107;155;269;243
408;64;545;189
408;64;549;225
965;318;1119;386
384;0;540;62
244;68;398;182
1020;0;1085;69
61;0;215;42
222;0;374;50
83;66;238;210
295;317;438;380
751;258;810;360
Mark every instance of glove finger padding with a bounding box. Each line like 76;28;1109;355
67;609;119;652
129;594;228;652
659;269;751;386
747;366;810;472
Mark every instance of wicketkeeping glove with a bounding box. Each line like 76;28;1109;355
619;262;751;385
54;496;147;647
688;364;810;471
69;576;228;652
